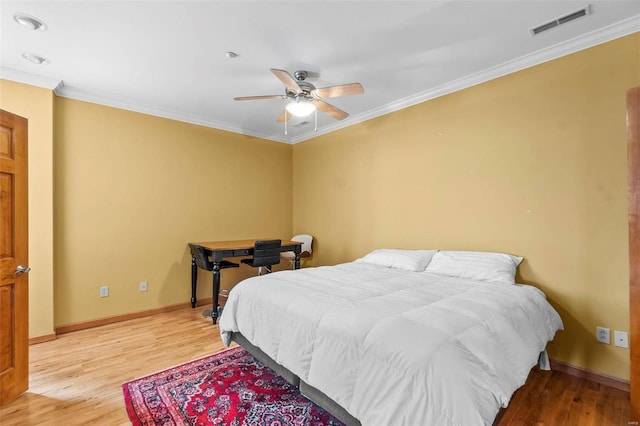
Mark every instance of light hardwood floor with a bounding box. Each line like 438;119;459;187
0;307;631;425
0;308;226;426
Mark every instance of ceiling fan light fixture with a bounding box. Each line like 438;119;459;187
286;100;315;117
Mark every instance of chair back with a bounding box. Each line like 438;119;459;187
189;244;212;271
292;234;313;257
251;239;282;267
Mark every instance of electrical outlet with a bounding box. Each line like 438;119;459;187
614;331;629;348
139;281;148;292
596;326;610;344
99;286;109;298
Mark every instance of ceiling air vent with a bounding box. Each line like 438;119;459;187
292;121;311;128
530;5;592;36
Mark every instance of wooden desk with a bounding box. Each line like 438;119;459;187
190;239;303;324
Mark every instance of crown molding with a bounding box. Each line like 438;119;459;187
55;87;291;144
0;67;290;144
0;67;64;92
291;15;640;144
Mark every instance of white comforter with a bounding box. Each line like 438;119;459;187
219;262;563;426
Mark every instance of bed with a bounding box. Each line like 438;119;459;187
219;249;563;426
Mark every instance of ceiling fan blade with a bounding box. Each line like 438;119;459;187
312;83;364;98
313;100;349;121
276;110;291;123
233;95;286;101
271;69;302;93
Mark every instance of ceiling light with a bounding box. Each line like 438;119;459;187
22;53;47;64
13;13;46;31
286;100;316;117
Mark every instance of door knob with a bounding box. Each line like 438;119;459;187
15;265;31;276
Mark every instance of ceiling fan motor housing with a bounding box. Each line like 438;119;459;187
286;81;315;97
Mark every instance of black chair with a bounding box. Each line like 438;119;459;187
241;239;282;275
189;243;239;322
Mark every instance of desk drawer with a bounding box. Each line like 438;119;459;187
232;249;251;256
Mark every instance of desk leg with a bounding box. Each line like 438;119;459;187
191;255;197;308
294;251;301;270
211;262;221;324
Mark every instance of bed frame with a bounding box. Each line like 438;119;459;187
231;332;361;426
231;332;551;425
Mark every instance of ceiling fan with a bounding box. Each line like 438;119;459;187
234;69;364;123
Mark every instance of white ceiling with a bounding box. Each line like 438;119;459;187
1;1;639;144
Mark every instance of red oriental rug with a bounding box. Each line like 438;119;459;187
122;346;344;426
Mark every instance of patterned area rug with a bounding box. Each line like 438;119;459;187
122;346;344;426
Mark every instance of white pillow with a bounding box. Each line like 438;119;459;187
355;249;438;272
424;250;523;283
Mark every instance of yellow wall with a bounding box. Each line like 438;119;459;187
0;80;55;339
293;33;640;379
53;99;293;325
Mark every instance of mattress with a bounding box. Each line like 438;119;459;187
219;261;563;425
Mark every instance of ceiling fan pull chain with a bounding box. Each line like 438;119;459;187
284;109;288;135
314;108;318;132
